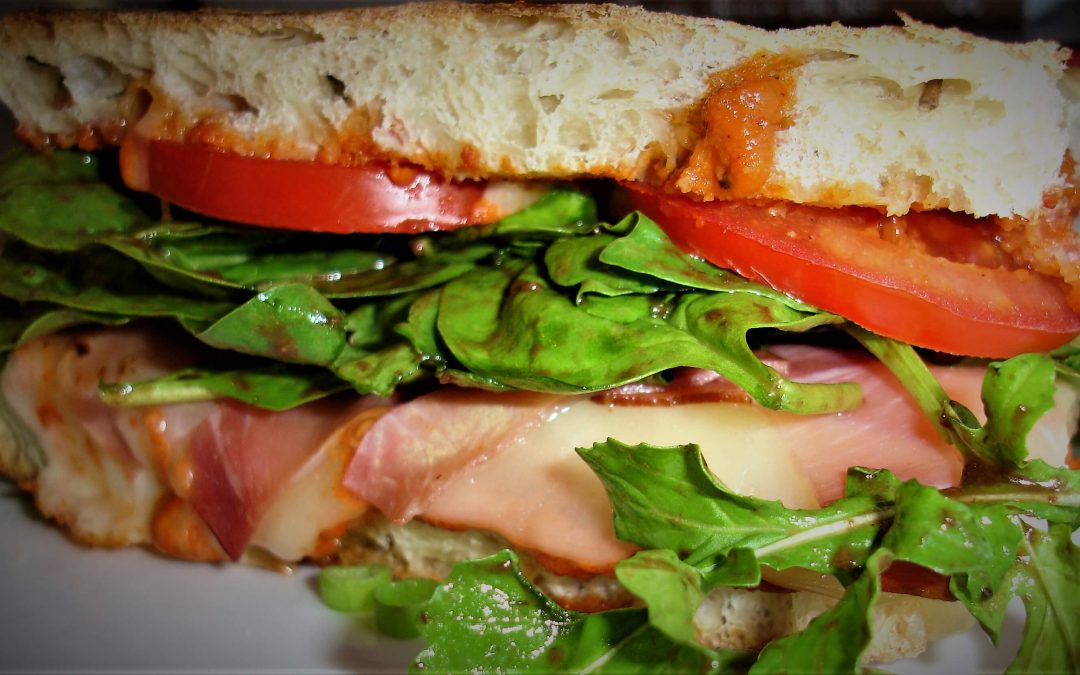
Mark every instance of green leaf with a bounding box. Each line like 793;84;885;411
751;550;888;674
330;294;426;395
333;342;423;397
374;578;440;639
0;182;149;250
576;293;674;324
700;547;764;588
396;288;446;367
956;458;1080;527
196;284;345;365
672;292;856;412
599;213;815;310
0;244;232;323
977;354;1058;468
0;304;129;351
439;265;860;412
615;550;707;647
413;550;579;672
545;233;660;299
882;481;1021;638
319;564;392;613
414;550;736;674
486;187;598;238
849;328;1060;467
0;148;99;189
1006;523;1080;673
99;366;349;410
108;221;479;299
0;150;147;250
577;441;895;581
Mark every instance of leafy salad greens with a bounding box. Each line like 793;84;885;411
0;149;1078;672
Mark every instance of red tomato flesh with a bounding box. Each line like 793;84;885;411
120;134;489;233
624;184;1080;358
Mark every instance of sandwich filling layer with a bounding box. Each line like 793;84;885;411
2;4;1080;670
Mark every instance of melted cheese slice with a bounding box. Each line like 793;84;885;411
423;400;821;572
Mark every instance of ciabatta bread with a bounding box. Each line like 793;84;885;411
0;2;1073;221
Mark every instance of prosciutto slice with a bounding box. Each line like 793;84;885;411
187;398;368;560
341;388;565;522
2;327;375;561
344;345;1072;574
5;328;1075;577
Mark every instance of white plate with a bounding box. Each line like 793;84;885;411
1;485;1025;674
0;487;419;673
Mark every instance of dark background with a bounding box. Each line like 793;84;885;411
0;1;1077;43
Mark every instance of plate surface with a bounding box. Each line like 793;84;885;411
1;487;1025;674
0;489;419;674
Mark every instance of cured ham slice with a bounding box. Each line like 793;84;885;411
356;345;1068;574
187;398;369;560
766;344;975;504
4;328;1075;579
341;388;565;522
2;327;375;561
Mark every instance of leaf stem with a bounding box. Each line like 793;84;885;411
577;622;650;674
753;509;895;560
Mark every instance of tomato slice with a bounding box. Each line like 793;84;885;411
624;184;1080;357
119;134;491;233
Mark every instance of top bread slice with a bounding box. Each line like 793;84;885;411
0;2;1074;221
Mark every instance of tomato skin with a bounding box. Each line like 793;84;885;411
624;184;1080;358
120;134;489;233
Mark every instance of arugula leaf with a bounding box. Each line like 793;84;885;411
99;366;349;411
484;187;598;238
108;222;482;299
439;265;859;412
545;232;661;299
751;550;889;674
414;550;740;674
848;327;1059;467
0;304;129;351
0;149;148;250
599;213;816;309
883;481;1022;637
577;440;895;582
0;243;233;323
0;148;99;189
0;150;868;412
581;434;1080;672
954;458;1080;534
1006;523;1080;673
977;354;1059;468
329;296;426;395
195;284;346;365
614;550;708;647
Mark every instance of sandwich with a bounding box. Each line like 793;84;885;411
0;2;1078;671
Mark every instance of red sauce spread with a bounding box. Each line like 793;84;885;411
994;152;1080;310
673;52;803;201
150;495;227;563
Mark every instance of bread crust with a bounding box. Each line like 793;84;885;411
0;2;1074;220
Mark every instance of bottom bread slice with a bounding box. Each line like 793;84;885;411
334;515;973;664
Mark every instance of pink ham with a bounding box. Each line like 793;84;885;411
7;327;1074;577
2;326;377;560
341;388;566;522
186;397;368;559
347;346;1031;574
767;344;976;504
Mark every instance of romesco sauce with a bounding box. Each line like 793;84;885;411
673;52;804;201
